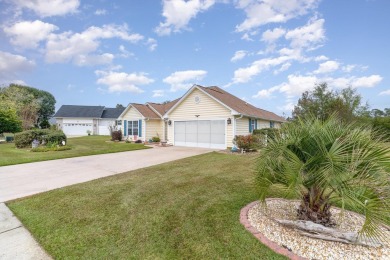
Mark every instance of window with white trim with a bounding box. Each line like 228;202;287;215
270;121;275;128
128;120;139;136
116;120;122;126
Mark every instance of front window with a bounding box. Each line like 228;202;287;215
251;119;256;132
270;121;275;128
116;120;122;126
128;120;139;136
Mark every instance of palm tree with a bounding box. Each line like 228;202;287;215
256;115;390;241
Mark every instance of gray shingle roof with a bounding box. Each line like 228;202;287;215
101;107;125;119
54;105;105;118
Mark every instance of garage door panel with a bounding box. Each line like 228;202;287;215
174;122;186;145
174;120;225;149
63;123;92;136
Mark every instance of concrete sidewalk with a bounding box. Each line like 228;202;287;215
0;203;51;260
0;146;215;259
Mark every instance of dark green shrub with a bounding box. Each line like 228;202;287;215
151;136;160;142
233;134;261;152
43;131;67;145
14;129;66;148
111;130;122;141
39;119;50;129
135;140;142;143
15;129;49;148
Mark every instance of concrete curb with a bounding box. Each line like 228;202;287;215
240;201;306;260
0;203;51;260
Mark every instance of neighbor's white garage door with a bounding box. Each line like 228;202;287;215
63;123;93;136
98;120;113;135
174;120;225;149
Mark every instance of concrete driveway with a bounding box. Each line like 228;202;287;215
0;146;215;202
0;146;215;260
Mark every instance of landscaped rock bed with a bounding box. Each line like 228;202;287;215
247;198;390;260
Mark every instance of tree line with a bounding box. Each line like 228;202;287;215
291;83;390;138
0;84;56;133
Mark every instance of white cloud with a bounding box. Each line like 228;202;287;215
230;54;296;84
146;38;158;51
3;20;58;49
163;70;207;91
0;51;35;83
74;53;114;66
379;89;390;96
235;0;320;32
285;17;325;50
314;55;328;62
95;9;107;15
252;85;280;99
95;70;154;93
274;62;291;74
155;0;215;36
45;24;143;66
13;0;80;17
262;74;383;100
231;50;247;62
351;75;382;88
277;74;319;97
313;60;339;74
342;64;355;73
118;45;134;58
261;27;286;43
152;89;165;97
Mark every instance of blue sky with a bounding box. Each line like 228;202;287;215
0;0;389;116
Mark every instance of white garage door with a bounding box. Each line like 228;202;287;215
98;126;110;135
63;123;93;136
174;120;225;149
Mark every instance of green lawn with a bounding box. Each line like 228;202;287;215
0;135;149;166
8;152;286;259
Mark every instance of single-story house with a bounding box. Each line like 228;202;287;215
54;105;125;136
118;85;285;149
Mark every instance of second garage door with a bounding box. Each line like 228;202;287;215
174;120;225;149
63;123;93;136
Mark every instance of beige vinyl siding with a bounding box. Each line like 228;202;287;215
235;117;281;136
167;88;233;148
235;117;250;136
257;119;269;129
145;119;163;141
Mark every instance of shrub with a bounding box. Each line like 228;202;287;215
135;140;142;143
43;131;67;145
151;136;160;142
111;130;122;141
253;128;280;142
233;134;261;152
14;129;66;148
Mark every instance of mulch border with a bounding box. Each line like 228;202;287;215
240;201;307;260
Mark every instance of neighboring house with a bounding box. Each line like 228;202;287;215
54;105;124;136
118;85;285;149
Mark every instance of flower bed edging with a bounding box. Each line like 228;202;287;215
240;201;307;260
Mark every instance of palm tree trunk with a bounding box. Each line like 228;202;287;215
297;187;335;227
